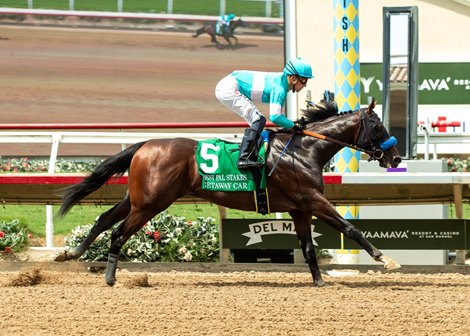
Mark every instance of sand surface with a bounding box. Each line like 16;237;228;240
0;264;469;336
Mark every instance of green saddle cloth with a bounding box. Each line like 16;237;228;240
196;138;266;192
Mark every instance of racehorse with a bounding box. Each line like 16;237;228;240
192;18;246;47
54;98;402;287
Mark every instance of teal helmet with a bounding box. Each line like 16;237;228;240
284;58;314;79
228;13;235;20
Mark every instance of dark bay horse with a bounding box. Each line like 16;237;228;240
55;99;402;287
192;18;246;47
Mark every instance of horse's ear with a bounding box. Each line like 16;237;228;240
368;98;376;112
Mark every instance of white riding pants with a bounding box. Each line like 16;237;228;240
215;74;263;126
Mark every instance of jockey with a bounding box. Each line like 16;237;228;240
217;13;235;35
215;58;314;170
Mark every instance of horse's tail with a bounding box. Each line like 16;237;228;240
58;141;147;217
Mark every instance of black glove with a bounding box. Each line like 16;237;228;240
291;124;304;132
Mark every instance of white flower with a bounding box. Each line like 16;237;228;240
183;251;193;261
178;246;188;255
74;228;83;238
175;228;182;235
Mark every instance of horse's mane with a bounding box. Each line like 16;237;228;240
299;100;339;124
272;94;359;133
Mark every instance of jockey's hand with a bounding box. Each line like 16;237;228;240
290;124;304;133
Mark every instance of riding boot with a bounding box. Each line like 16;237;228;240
237;128;262;170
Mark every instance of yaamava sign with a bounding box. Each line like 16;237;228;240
222;219;469;250
360;62;470;105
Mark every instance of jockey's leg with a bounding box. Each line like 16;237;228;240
215;74;266;170
237;116;266;169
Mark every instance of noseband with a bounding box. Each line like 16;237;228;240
356;109;386;161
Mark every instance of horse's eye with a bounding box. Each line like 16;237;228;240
372;124;382;137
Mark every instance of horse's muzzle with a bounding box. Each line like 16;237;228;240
393;156;402;165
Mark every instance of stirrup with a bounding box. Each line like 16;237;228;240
237;160;263;170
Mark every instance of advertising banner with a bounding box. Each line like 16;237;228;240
360;63;470;105
222;219;468;250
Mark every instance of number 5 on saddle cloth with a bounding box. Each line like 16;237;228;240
196;131;270;214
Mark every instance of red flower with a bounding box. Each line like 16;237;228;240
4;246;12;253
28;233;33;239
153;231;161;241
187;221;193;227
0;231;5;238
145;231;152;236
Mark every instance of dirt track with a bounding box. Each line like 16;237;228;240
0;265;469;336
0;25;283;156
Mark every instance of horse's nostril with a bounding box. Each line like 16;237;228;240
393;156;402;164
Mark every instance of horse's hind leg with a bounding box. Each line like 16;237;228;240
290;210;325;287
104;206;160;286
54;196;131;262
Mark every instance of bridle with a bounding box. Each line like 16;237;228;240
300;109;396;162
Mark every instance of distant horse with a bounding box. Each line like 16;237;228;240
193;18;246;47
55;98;402;287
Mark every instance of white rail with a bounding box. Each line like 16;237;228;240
417;126;470;158
1;131;469;158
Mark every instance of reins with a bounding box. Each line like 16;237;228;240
300;129;385;161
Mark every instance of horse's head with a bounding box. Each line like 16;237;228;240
232;19;246;28
358;99;402;168
299;96;401;169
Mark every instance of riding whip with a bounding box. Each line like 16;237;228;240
268;132;296;176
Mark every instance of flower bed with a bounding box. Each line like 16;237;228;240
65;211;219;262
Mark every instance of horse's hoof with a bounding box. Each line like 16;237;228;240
53;250;69;262
378;255;401;270
105;277;116;287
313;279;326;287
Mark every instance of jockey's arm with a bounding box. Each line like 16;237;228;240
270;113;295;129
268;87;295;129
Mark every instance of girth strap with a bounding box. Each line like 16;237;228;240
250;168;270;215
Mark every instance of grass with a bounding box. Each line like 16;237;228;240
0;0;282;17
0;203;284;238
2;202;468;239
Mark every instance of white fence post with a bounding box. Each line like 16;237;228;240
28;0;33;9
167;0;173;14
69;0;74;11
45;134;61;248
266;0;272;17
219;0;225;16
117;0;123;13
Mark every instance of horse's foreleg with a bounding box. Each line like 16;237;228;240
54;196;131;262
314;195;401;270
290;210;325;287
